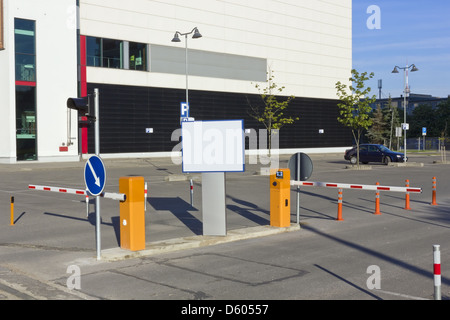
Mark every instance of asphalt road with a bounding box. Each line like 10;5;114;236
0;151;449;305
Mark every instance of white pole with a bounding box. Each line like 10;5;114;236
85;190;89;218
433;245;441;300
190;179;194;207
94;88;101;260
144;182;147;211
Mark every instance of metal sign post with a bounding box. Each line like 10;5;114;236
94;89;101;260
288;153;313;225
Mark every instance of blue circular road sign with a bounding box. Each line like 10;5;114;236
84;155;106;196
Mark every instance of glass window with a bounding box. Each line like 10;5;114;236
14;18;35;82
129;42;147;71
102;38;123;69
86;36;101;67
16;85;37;160
86;37;124;69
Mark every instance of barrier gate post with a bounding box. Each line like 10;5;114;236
119;176;145;251
270;169;291;227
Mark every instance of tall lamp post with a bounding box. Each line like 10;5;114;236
171;27;202;108
392;64;419;162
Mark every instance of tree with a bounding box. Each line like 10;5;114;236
436;99;450;138
409;104;437;137
335;69;377;167
384;96;401;150
248;69;298;154
366;104;386;144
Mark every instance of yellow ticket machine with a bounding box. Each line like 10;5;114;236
119;176;145;251
270;169;291;227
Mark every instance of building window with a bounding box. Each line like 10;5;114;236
102;38;123;68
129;42;147;71
86;36;148;71
86;36;124;69
15;84;37;160
15;18;37;161
14;18;36;82
86;36;101;67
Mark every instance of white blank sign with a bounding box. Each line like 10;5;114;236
182;120;245;172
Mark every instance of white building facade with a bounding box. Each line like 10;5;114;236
0;0;352;163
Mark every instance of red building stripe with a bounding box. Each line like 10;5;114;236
16;80;36;87
79;35;88;154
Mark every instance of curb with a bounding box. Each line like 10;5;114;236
101;224;301;261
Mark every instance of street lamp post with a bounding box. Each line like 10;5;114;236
171;27;202;108
392;64;419;162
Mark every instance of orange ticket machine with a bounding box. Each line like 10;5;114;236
270;169;291;227
119;176;145;251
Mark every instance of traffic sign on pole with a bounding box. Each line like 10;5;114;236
180;102;190;117
84;155;106;196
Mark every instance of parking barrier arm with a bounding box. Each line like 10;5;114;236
290;180;422;193
28;184;126;202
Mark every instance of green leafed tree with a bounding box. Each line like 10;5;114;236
366;104;386;144
335;69;377;167
248;69;298;154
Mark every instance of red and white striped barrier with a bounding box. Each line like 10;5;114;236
290;180;422;193
28;184;126;202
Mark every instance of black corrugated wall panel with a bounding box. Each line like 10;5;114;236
86;83;352;154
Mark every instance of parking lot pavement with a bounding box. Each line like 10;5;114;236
0;151;449;300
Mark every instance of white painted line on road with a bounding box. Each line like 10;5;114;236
375;289;429;300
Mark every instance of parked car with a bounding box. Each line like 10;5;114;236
344;144;407;165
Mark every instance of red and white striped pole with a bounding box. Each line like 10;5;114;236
144;182;148;211
85;189;89;218
190;179;194;207
434;245;441;300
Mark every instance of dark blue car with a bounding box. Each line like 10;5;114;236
344;144;407;165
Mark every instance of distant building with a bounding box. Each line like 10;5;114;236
372;94;449;114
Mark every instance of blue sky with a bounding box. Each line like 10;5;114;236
352;0;450;98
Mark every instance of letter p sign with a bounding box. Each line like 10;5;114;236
181;102;190;118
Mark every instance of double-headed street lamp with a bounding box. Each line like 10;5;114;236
171;27;202;109
392;64;419;162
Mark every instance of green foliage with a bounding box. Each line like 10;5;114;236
409;99;450;138
366;96;401;150
248;70;298;151
335;69;377;166
366;105;386;144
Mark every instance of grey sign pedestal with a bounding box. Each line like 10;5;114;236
202;172;227;236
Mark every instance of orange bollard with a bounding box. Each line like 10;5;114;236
10;196;14;226
431;177;438;206
336;188;344;221
404;179;411;210
374;182;381;215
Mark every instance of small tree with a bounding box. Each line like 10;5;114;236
384;96;401;150
366;104;386;144
248;69;298;154
335;69;377;167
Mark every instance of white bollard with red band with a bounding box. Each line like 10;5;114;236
434;245;441;300
86;189;89;217
190;179;194;207
144;182;148;211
